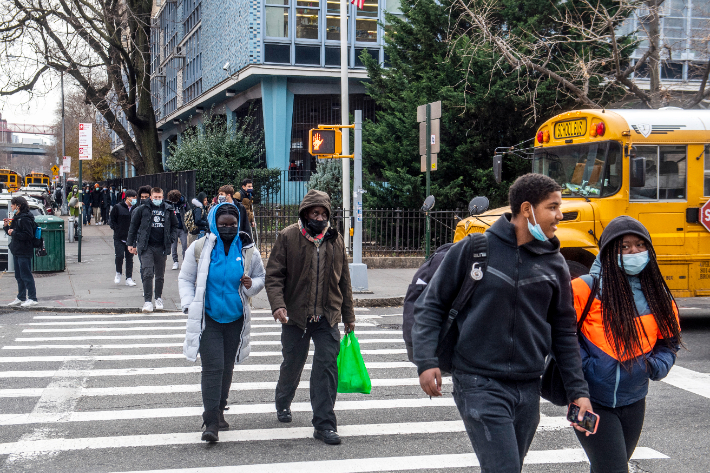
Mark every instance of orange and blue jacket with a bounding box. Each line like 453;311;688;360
572;261;679;408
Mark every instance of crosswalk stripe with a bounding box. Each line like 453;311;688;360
0;419;586;455
22;322;377;333
14;330;401;342
2;339;404;350
0;362;415;378
0;349;408;363
32;313;184;319
0;377;425;398
0;398;461;425
662;365;710;399
114;448;669;473
24;317;379;326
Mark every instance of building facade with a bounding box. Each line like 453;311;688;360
149;0;399;178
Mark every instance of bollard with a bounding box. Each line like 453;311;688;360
68;217;75;243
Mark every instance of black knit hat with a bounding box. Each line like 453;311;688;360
599;216;652;255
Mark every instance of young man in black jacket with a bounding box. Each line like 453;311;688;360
127;187;178;312
412;173;592;472
109;189;137;287
3;197;38;307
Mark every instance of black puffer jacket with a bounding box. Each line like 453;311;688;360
109;201;133;241
126;201;178;253
412;214;589;402
4;209;36;257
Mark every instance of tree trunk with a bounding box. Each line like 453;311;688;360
647;0;661;103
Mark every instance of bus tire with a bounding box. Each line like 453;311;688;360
566;260;590;279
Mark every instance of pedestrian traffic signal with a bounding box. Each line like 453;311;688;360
309;128;341;156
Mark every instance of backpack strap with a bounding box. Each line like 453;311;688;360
438;232;489;342
577;275;599;331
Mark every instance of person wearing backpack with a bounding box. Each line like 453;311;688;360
3;196;39;308
167;190;188;270
179;203;265;443
187;192;210;246
412;174;592;472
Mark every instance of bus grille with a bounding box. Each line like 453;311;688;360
562;212;579;221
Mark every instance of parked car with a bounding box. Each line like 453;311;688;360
13;187;53;215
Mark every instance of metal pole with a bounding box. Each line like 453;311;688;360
61;72;68;216
425;104;431;259
349;110;368;291
78;160;82;262
340;0;350;254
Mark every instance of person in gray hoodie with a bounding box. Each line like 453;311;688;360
412;173;591;472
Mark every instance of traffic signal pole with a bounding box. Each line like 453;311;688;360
78;160;82;263
340;0;350;254
425;104;431;259
350;110;368;291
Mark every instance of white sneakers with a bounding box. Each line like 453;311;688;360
7;298;22;307
142;302;153;312
155;298;164;310
21;300;38;308
172;262;179;270
114;272;121;284
126;278;137;287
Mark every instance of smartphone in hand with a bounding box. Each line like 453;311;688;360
567;403;600;434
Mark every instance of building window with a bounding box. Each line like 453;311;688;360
266;0;290;38
296;0;319;40
325;0;348;40
265;43;291;63
355;0;378;42
630;145;687;200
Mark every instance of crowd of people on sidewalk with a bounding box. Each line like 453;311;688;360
3;173;682;471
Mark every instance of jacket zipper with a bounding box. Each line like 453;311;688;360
305;245;321;338
509;247;521;374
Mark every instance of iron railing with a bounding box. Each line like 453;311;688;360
105;170;197;203
254;206;467;258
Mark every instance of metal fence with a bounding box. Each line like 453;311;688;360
105;171;197;203
254;206;467;257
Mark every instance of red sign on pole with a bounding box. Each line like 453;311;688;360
701;200;710;232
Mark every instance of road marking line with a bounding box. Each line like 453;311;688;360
25;320;188;326
112;448;668;473
0;419;602;456
0;349;408;363
0;377;425;398
0;361;415;378
2;339;405;350
0;398;461;425
21;322;377;333
662;365;710;399
33;313;184;319
14;330;402;342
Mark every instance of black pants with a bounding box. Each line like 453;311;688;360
14;255;36;301
139;245;167;302
199;314;244;414
275;318;340;431
575;398;646;473
452;370;540;473
101;206;109;224
114;239;133;279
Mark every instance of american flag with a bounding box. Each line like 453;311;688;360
351;0;364;9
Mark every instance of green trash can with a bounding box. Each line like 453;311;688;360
33;215;65;272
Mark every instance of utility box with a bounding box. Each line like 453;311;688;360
33;215;65;272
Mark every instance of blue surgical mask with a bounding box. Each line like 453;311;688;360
618;251;649;275
131;198;137;206
152;199;162;206
527;208;548;242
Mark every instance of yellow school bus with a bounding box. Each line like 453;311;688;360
0;169;21;192
455;108;710;297
23;172;50;188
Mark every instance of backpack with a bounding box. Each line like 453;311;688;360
31;220;46;255
184;208;197;234
403;233;488;371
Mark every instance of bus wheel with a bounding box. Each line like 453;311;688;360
566;260;590;279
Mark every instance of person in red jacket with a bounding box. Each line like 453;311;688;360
572;216;682;473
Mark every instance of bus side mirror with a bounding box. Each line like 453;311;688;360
469;196;489;216
630;157;646;187
493;155;503;184
421;195;435;212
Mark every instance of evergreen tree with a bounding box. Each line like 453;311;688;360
306;159;343;207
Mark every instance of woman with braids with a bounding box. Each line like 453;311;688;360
571;216;681;472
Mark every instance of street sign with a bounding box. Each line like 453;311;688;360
79;123;93;160
419;119;440;154
51;165;59;176
308;128;342;156
61;156;71;175
701;200;710;232
417;101;441;122
421;154;437;172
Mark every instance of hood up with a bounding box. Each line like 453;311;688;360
298;189;331;219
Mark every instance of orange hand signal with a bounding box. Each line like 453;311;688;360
313;133;324;151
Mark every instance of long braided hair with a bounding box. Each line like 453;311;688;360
599;236;682;365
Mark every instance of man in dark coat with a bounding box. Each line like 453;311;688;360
265;189;355;446
109;189;138;287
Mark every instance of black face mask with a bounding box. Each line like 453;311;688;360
217;226;239;245
306;218;328;235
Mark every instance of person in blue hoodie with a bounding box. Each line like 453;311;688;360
571;216;681;472
179;202;265;443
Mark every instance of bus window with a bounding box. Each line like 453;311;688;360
0;175;7;182
631;145;686;200
601;144;622;197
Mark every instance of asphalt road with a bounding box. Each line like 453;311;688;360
0;306;708;473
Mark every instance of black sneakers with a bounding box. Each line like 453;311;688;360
276;408;292;423
314;429;341;445
201;410;220;442
218;410;229;431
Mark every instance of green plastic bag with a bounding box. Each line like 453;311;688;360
337;331;372;394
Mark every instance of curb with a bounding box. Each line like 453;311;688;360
354;296;404;308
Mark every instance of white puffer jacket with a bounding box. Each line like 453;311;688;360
179;232;266;363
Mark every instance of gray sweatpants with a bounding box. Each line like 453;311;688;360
171;228;188;263
139;245;167;302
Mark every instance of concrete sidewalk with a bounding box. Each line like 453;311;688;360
0;217;413;312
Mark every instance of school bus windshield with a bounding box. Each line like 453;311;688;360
533;141;622;198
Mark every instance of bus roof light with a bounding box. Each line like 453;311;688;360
590;123;598;137
543;130;550;143
596;122;606;136
536;131;544;144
